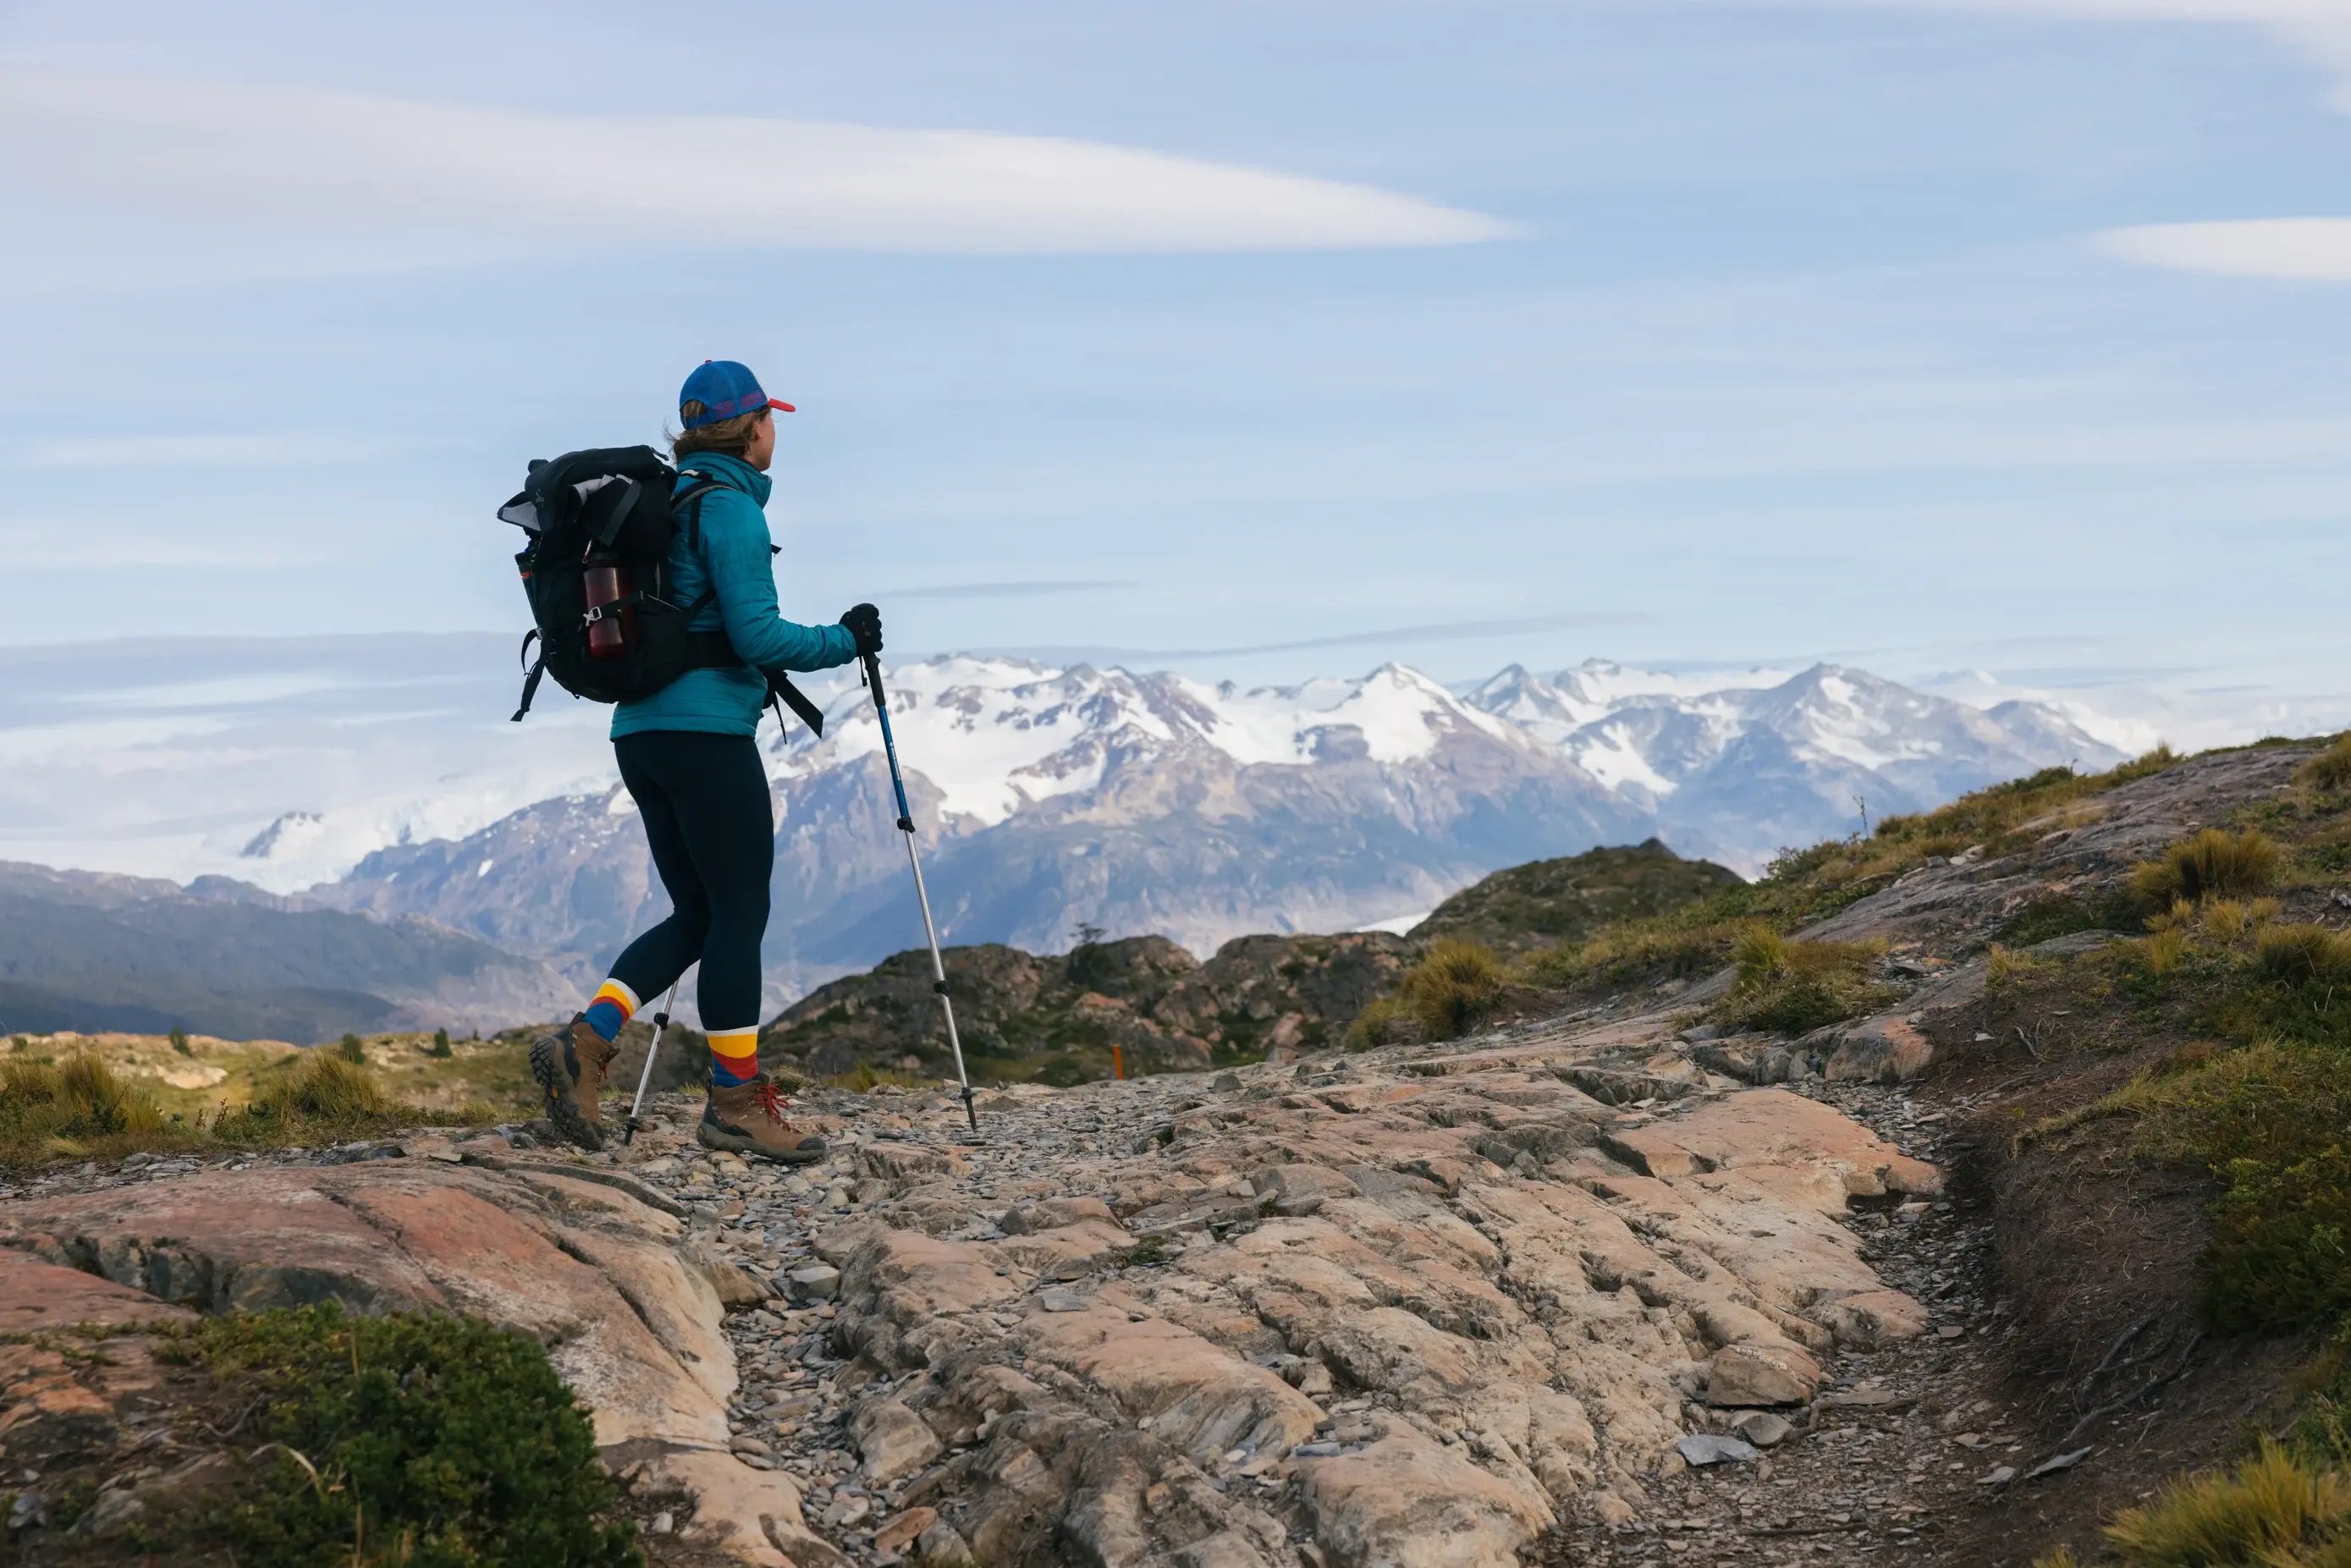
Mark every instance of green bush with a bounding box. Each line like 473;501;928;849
1714;927;1894;1036
1344;994;1414;1051
169;1027;192;1056
2118;1041;2351;1332
2130;828;2283;910
339;1032;367;1065
2303;736;2351;795
430;1027;454;1059
184;1303;641;1567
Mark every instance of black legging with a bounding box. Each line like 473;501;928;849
608;731;772;1034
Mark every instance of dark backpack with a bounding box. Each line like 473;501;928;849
500;446;823;733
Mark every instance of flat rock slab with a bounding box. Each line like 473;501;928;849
1602;1087;1941;1201
790;1029;1941;1568
0;1157;827;1568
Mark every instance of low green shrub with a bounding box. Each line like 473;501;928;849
1713;927;1894;1036
181;1303;641;1567
2303;736;2351;795
2130;828;2283;910
1516;919;1735;994
1344;993;1415;1051
2115;1041;2351;1332
338;1032;367;1065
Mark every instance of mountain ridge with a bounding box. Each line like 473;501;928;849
298;653;2119;1019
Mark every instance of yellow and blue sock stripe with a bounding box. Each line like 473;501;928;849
582;978;638;1043
708;1026;761;1088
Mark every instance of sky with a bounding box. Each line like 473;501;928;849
3;0;2349;735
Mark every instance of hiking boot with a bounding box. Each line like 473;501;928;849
699;1076;828;1164
530;1015;617;1150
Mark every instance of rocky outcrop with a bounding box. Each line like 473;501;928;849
759;930;1412;1081
1412;838;1743;957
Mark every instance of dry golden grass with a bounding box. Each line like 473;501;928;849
2100;1441;2348;1565
1714;927;1893;1035
2301;735;2351;795
2256;924;2351;988
1399;938;1509;1041
2130;828;2283;910
0;1051;168;1158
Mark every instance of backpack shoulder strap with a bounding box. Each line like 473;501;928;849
671;476;731;615
673;476;726;551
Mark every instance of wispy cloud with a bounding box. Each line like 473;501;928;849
0;69;1517;265
15;435;388;469
879;580;1140;600
2100;218;2351;279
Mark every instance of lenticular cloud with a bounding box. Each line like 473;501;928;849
0;68;1515;256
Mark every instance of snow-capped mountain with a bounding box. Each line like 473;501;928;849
301;652;2118;1016
1461;660;2122;868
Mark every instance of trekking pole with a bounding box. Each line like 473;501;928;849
620;979;680;1147
860;652;979;1136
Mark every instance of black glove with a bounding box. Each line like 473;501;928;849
840;602;884;658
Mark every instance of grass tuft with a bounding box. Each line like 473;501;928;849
2130;828;2283;910
2257;924;2351;988
0;1051;168;1154
1344;993;1415;1052
2101;1440;2348;1565
1397;939;1509;1042
1714;927;1894;1036
250;1048;393;1124
2303;736;2351;795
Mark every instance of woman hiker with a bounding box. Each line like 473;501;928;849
530;359;882;1163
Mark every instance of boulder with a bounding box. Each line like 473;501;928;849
1814;1289;1933;1347
1705;1341;1822;1407
1825;1015;1935;1084
852;1398;944;1484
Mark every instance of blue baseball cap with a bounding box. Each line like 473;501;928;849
679;360;796;428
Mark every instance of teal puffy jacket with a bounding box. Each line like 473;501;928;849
609;452;858;740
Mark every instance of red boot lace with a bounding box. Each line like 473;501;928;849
753;1081;792;1124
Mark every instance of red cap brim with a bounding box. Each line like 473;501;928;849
768;398;796;414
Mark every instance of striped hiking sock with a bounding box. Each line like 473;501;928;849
708;1027;761;1088
581;979;639;1043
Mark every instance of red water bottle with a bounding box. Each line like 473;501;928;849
583;561;632;660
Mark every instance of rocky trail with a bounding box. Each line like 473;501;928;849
635;1010;2045;1568
3;1001;2019;1568
8;744;2316;1566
